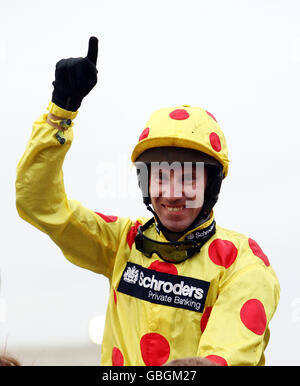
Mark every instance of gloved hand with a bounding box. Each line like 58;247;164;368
51;36;98;111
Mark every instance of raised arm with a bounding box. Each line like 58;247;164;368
16;37;131;277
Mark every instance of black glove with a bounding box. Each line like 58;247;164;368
51;36;98;111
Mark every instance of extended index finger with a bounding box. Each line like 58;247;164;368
87;36;98;65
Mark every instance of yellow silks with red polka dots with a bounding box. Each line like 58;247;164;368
16;103;280;366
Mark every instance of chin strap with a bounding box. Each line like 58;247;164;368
145;204;163;234
198;166;224;219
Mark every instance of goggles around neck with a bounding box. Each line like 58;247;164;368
135;217;216;264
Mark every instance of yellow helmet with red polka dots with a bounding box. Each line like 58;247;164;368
131;105;229;177
131;105;230;227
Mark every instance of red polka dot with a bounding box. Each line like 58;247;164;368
200;306;212;333
126;221;142;249
169;109;190;120
205;355;228;366
240;299;267;335
140;333;170;366
209;132;222;152
95;212;118;223
206;110;217;122
139;127;149;141
208;239;238;268
148;260;178;275
112;347;124;366
113;288;117;305
248;238;270;267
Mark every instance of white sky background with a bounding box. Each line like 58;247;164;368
0;0;299;365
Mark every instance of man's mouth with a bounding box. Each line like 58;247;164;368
162;204;185;212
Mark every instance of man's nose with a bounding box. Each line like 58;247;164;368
162;175;183;199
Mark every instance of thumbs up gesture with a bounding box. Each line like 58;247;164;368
51;37;98;111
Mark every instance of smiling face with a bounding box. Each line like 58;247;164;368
149;162;208;232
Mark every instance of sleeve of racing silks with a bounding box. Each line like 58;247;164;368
16;103;131;278
197;264;280;366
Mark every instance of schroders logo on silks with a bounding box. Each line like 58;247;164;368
123;265;139;284
117;262;210;313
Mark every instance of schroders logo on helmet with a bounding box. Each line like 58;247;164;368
135;161;206;209
118;262;210;313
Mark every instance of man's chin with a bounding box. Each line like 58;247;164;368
161;220;189;233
